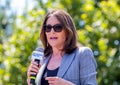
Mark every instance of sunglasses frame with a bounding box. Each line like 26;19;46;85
44;24;63;32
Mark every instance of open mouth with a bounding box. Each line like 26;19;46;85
50;37;58;40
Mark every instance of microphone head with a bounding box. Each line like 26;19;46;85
31;48;44;60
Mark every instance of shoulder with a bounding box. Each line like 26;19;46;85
76;47;97;67
76;47;93;55
75;47;95;62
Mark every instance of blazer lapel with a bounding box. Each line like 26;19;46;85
35;55;51;85
57;52;76;78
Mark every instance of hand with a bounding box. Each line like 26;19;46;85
27;59;41;85
45;77;75;85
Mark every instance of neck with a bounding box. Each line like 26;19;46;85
52;47;64;58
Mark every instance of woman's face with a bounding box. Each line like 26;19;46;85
45;16;66;49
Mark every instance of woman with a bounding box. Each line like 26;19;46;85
27;9;97;85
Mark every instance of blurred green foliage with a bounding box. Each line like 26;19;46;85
0;0;120;85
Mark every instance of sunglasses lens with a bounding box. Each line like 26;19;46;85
54;24;62;32
44;24;63;32
44;25;52;32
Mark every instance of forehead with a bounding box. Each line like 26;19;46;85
46;16;61;25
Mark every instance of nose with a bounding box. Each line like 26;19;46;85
50;28;55;33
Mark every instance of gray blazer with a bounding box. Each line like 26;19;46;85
35;47;97;85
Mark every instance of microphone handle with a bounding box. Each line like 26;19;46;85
30;59;40;85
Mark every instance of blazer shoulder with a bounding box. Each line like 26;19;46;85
77;46;97;65
77;47;93;55
75;47;94;61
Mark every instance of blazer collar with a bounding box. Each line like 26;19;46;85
36;51;76;85
36;55;51;85
57;51;76;78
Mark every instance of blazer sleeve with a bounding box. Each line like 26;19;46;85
79;47;97;85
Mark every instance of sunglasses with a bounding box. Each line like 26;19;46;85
44;24;63;32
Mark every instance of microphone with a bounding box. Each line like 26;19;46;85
30;48;44;85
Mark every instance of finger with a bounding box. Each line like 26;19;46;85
30;61;40;70
45;77;55;81
30;64;39;70
27;68;35;77
31;60;39;66
28;66;39;74
46;77;59;81
29;71;37;75
47;80;54;85
46;77;55;84
27;65;39;78
31;60;42;68
39;61;42;66
27;78;30;85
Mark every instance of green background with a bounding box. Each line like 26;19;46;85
0;0;120;85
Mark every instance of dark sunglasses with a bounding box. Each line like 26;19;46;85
43;24;63;32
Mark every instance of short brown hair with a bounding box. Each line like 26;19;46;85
40;9;78;56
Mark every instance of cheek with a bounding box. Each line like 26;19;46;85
59;33;66;42
45;32;49;37
61;34;66;40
